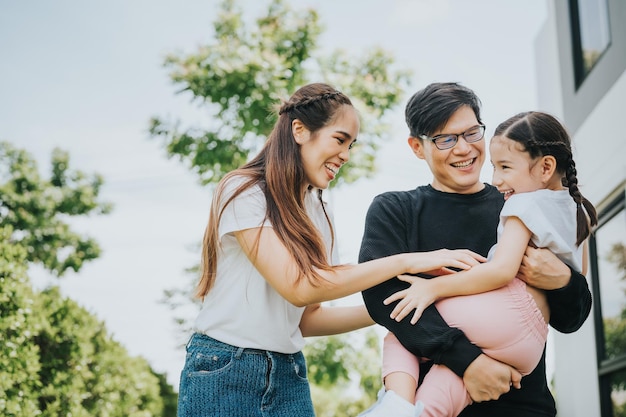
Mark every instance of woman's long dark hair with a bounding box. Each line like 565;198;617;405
494;111;598;246
196;83;353;299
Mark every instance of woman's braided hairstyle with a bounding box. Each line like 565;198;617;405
279;89;349;118
494;111;598;246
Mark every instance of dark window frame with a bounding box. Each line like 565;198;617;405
568;0;612;89
569;0;586;88
554;0;625;134
590;190;626;416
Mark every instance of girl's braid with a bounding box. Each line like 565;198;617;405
524;137;567;155
564;154;582;204
564;153;598;245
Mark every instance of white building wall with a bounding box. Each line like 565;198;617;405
556;71;626;417
534;2;563;118
553;71;626;415
573;70;626;206
552;317;600;416
534;1;626;416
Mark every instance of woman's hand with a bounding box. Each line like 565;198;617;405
384;274;439;324
405;249;485;276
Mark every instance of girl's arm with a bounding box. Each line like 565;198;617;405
234;227;485;307
386;216;532;324
299;303;375;337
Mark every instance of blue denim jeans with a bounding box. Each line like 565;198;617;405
177;333;315;417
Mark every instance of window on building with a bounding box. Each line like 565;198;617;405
569;0;611;88
590;190;626;416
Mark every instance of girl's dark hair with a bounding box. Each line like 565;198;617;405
494;111;598;246
405;82;483;137
196;83;353;298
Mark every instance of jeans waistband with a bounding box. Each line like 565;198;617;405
186;333;299;359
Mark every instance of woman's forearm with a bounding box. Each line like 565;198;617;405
299;304;375;337
299;249;482;306
237;228;484;306
297;255;412;306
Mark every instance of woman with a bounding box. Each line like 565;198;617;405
177;83;484;417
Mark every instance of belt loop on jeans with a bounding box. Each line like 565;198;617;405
235;347;245;359
185;334;195;351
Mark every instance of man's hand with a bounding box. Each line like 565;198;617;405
516;246;570;290
463;354;522;402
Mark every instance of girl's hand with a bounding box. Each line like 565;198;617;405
383;274;439;324
406;249;485;276
389;249;484;324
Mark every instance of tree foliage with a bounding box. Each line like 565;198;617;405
0;141;112;277
604;243;626;361
599;242;626;414
1;226;171;417
304;329;383;416
149;0;411;187
0;226;42;416
34;287;165;417
0;144;177;416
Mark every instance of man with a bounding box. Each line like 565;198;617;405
359;82;591;416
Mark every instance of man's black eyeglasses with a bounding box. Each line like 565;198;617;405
418;124;486;150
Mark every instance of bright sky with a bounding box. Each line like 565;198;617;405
0;0;548;389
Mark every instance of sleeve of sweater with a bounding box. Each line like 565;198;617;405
547;266;592;333
359;192;482;377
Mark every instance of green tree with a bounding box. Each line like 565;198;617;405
149;0;411;187
604;243;626;362
0;143;176;416
304;329;383;416
35;287;164;417
151;371;179;417
0;141;112;276
0;226;42;417
597;242;626;416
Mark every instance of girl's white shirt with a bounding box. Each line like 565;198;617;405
488;189;583;272
194;175;338;353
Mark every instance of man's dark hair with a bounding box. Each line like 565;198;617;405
405;82;482;137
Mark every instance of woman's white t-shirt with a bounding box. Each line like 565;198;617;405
193;175;338;353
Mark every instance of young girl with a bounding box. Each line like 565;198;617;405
359;111;598;417
176;83;484;417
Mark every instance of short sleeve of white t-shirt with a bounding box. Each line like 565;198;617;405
218;176;269;238
494;189;583;272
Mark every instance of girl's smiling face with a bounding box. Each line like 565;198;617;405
490;135;555;200
294;104;359;191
